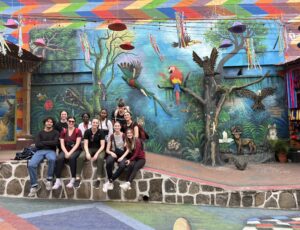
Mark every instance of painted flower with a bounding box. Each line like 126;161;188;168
44;99;53;111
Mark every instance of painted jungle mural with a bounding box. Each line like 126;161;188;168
30;19;288;165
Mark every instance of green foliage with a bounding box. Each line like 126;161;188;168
145;140;163;153
269;139;289;154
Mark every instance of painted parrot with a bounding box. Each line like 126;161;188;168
118;61;171;116
168;66;183;105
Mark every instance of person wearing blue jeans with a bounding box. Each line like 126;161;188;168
28;117;59;197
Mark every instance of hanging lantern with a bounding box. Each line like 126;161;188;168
219;39;232;48
228;22;246;33
4;18;19;29
108;20;127;31
34;38;46;47
120;42;134;50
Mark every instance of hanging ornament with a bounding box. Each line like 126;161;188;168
4;18;18;29
34;38;46;47
18;15;23;57
228;22;246;34
219;39;233;48
108;20;127;31
120;42;134;50
79;32;90;62
0;33;10;55
175;12;187;48
245;37;261;70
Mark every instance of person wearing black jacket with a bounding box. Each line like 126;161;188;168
27;117;59;197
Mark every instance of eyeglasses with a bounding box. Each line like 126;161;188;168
68;120;75;123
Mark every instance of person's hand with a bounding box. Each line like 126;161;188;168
117;157;124;162
86;153;91;161
92;155;98;161
65;152;71;159
125;160;130;165
111;153;117;158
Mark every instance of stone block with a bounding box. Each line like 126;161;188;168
154;173;161;178
196;194;210;205
93;186;107;200
0;164;12;179
229;192;241;207
279;192;296;209
7;179;22;195
178;180;189;193
165;195;176;203
177;195;182;203
189;183;200;194
108;181;121;200
138;181;147;192
76;182;91;199
60;180;74;199
61;165;71;178
0;180;5;195
42;164;48;179
265;197;278;208
52;186;63;199
165;179;176;193
135;171;142;180
183;196;194;204
15;164;28;178
23;180;31;197
143;171;153;179
149;179;163;202
83;162;93;179
216;193;229;206
242;196;253;207
124;181;137;200
201;185;214;192
37;182;51;199
211;194;215;205
255;192;265;207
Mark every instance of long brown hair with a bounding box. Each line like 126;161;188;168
125;128;136;151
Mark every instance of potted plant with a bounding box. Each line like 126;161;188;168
270;139;289;163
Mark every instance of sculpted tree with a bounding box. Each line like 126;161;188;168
160;20;270;166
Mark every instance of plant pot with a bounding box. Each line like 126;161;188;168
278;152;288;163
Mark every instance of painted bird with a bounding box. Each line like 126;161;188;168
168;66;183;105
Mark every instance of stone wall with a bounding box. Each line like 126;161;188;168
0;160;299;210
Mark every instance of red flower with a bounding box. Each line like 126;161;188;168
44;99;53;111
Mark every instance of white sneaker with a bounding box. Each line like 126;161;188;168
66;178;75;188
28;185;41;197
52;179;62;190
102;181;114;193
45;181;52;191
119;182;131;191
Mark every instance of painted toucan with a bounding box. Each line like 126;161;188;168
168;66;183;105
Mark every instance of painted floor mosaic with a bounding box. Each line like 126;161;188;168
243;215;300;230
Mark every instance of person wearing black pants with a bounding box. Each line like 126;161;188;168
52;116;82;189
120;128;146;191
103;121;129;192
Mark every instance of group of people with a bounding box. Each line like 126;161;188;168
27;100;146;197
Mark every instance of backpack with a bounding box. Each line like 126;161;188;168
14;146;37;160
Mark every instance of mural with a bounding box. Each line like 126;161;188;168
30;19;288;164
0;86;16;143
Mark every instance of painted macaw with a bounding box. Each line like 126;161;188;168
118;61;171;116
168;66;183;105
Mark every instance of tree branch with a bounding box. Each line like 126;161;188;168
180;86;206;105
229;70;270;92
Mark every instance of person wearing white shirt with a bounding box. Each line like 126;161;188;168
78;112;92;136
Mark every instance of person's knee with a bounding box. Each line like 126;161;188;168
28;160;37;168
